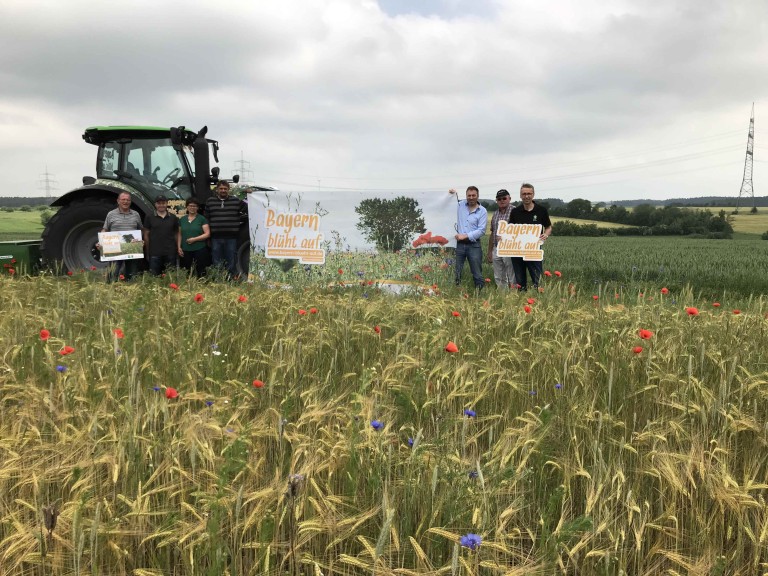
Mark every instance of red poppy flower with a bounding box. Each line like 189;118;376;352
661;287;669;295
170;283;179;290
194;293;204;303
515;284;522;289
544;270;552;277
445;341;459;353
367;280;373;286
8;268;15;275
40;329;50;341
592;295;599;300
119;274;125;281
452;311;461;317
59;345;75;356
431;284;438;290
90;265;97;271
524;305;532;314
615;293;620;298
554;271;562;277
632;346;643;354
638;329;653;340
11;259;16;264
165;387;179;399
484;278;491;283
527;298;535;305
66;271;73;276
113;328;124;339
462;293;469;299
373;325;381;334
310;307;318;314
712;302;721;308
338;268;343;274
733;309;741;315
298;309;307;315
252;379;265;388
686;307;699;316
238;295;247;303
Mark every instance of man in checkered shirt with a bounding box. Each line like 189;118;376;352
487;189;515;289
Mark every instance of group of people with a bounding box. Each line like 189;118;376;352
101;181;550;288
100;181;244;281
452;183;552;291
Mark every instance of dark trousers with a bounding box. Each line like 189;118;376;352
511;258;543;290
455;242;484;288
149;254;178;276
180;247;211;277
108;258;141;282
211;238;238;278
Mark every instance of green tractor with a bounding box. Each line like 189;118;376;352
42;125;257;274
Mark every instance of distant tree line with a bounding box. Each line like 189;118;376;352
546;199;733;238
0;197;52;208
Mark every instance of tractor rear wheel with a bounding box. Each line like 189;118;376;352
236;227;251;278
41;198;115;273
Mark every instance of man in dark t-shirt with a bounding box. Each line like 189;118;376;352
508;183;552;290
144;195;180;276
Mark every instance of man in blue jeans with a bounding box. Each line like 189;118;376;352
449;186;488;290
205;181;243;279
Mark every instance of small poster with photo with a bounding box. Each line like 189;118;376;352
98;230;144;261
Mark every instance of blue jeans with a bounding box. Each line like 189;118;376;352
149;254;178;276
511;258;543;290
211;238;238;278
455;242;484;288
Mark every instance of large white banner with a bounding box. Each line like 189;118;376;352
247;190;459;286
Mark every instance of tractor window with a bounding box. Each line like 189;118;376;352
98;143;120;178
121;138;193;202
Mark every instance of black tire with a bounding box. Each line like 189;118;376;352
236;226;251;278
41;198;116;273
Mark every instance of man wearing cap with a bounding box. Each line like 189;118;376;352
487;189;515;289
449;186;488;290
144;194;180;276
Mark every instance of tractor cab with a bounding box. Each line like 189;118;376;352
82;126;229;215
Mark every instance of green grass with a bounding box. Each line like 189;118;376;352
543;236;768;297
1;272;766;575
0;210;44;235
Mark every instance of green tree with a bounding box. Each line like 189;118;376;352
355;197;426;252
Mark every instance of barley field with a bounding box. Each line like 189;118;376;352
1;268;767;576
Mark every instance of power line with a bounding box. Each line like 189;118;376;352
233;151;254;184
38;166;57;199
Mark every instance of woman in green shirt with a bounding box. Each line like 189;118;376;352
177;197;211;277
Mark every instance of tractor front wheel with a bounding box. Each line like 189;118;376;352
41;198;116;273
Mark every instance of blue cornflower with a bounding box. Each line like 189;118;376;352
206;400;214;407
56;365;67;373
211;343;219;351
529;390;537;396
555;383;562;390
463;409;476;418
371;420;384;431
153;386;161;392
460;533;482;550
468;470;478;479
407;438;414;447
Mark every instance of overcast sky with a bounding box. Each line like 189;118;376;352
1;0;766;203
